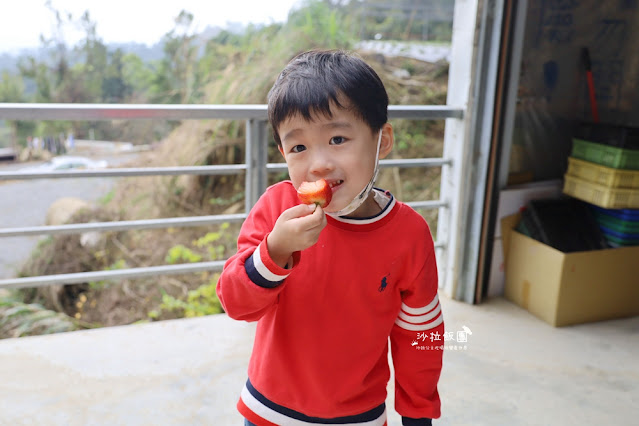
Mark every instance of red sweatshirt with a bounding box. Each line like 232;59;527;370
217;181;443;425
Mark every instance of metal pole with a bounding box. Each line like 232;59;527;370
0;165;246;181
245;119;254;213
256;120;269;200
0;214;247;238
244;119;269;213
0;261;226;290
0;103;463;121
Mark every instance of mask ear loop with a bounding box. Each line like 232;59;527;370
326;129;383;218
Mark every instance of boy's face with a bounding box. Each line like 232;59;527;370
277;101;393;217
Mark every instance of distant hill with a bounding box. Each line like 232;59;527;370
0;42;165;99
0;42;166;73
0;50;35;73
0;22;251;74
0;53;16;73
107;42;164;63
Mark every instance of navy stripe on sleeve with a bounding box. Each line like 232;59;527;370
245;253;285;288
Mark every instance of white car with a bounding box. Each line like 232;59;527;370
20;156;108;172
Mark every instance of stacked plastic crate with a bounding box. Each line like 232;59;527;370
563;124;639;247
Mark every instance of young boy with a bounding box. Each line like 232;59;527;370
217;49;444;426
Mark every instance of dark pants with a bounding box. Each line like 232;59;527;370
244;420;256;426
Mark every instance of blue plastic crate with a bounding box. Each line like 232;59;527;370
590;205;639;220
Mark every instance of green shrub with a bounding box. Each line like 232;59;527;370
148;275;223;319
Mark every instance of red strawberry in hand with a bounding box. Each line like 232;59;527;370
297;179;332;208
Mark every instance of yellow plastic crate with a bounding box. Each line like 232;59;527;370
563;174;639;208
566;157;639;188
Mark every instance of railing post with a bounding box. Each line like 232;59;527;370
245;119;268;212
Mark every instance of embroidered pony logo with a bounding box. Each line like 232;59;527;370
378;276;389;292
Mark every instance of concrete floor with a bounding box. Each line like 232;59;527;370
0;295;637;426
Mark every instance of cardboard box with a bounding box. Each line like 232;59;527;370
487;180;563;298
501;213;639;327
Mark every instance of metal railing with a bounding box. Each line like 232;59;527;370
0;103;463;289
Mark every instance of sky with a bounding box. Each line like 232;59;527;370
0;0;302;53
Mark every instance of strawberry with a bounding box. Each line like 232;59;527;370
297;179;332;208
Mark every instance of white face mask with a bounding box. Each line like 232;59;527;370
326;129;383;218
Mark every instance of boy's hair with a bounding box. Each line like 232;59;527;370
267;49;389;146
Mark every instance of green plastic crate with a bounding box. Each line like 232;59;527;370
572;138;639;170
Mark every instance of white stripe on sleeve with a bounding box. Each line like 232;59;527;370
252;243;290;283
394;295;443;331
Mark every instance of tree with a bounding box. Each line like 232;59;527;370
120;53;155;100
286;0;354;49
102;49;131;102
0;72;35;150
150;10;203;104
73;11;109;101
17;5;136;139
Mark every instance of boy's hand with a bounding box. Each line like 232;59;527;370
266;203;327;268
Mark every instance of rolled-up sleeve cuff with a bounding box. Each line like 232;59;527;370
244;238;300;288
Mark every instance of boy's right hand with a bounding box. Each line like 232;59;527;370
266;203;327;268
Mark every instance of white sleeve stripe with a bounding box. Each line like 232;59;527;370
395;312;443;331
398;302;441;324
252;243;289;282
400;294;439;315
